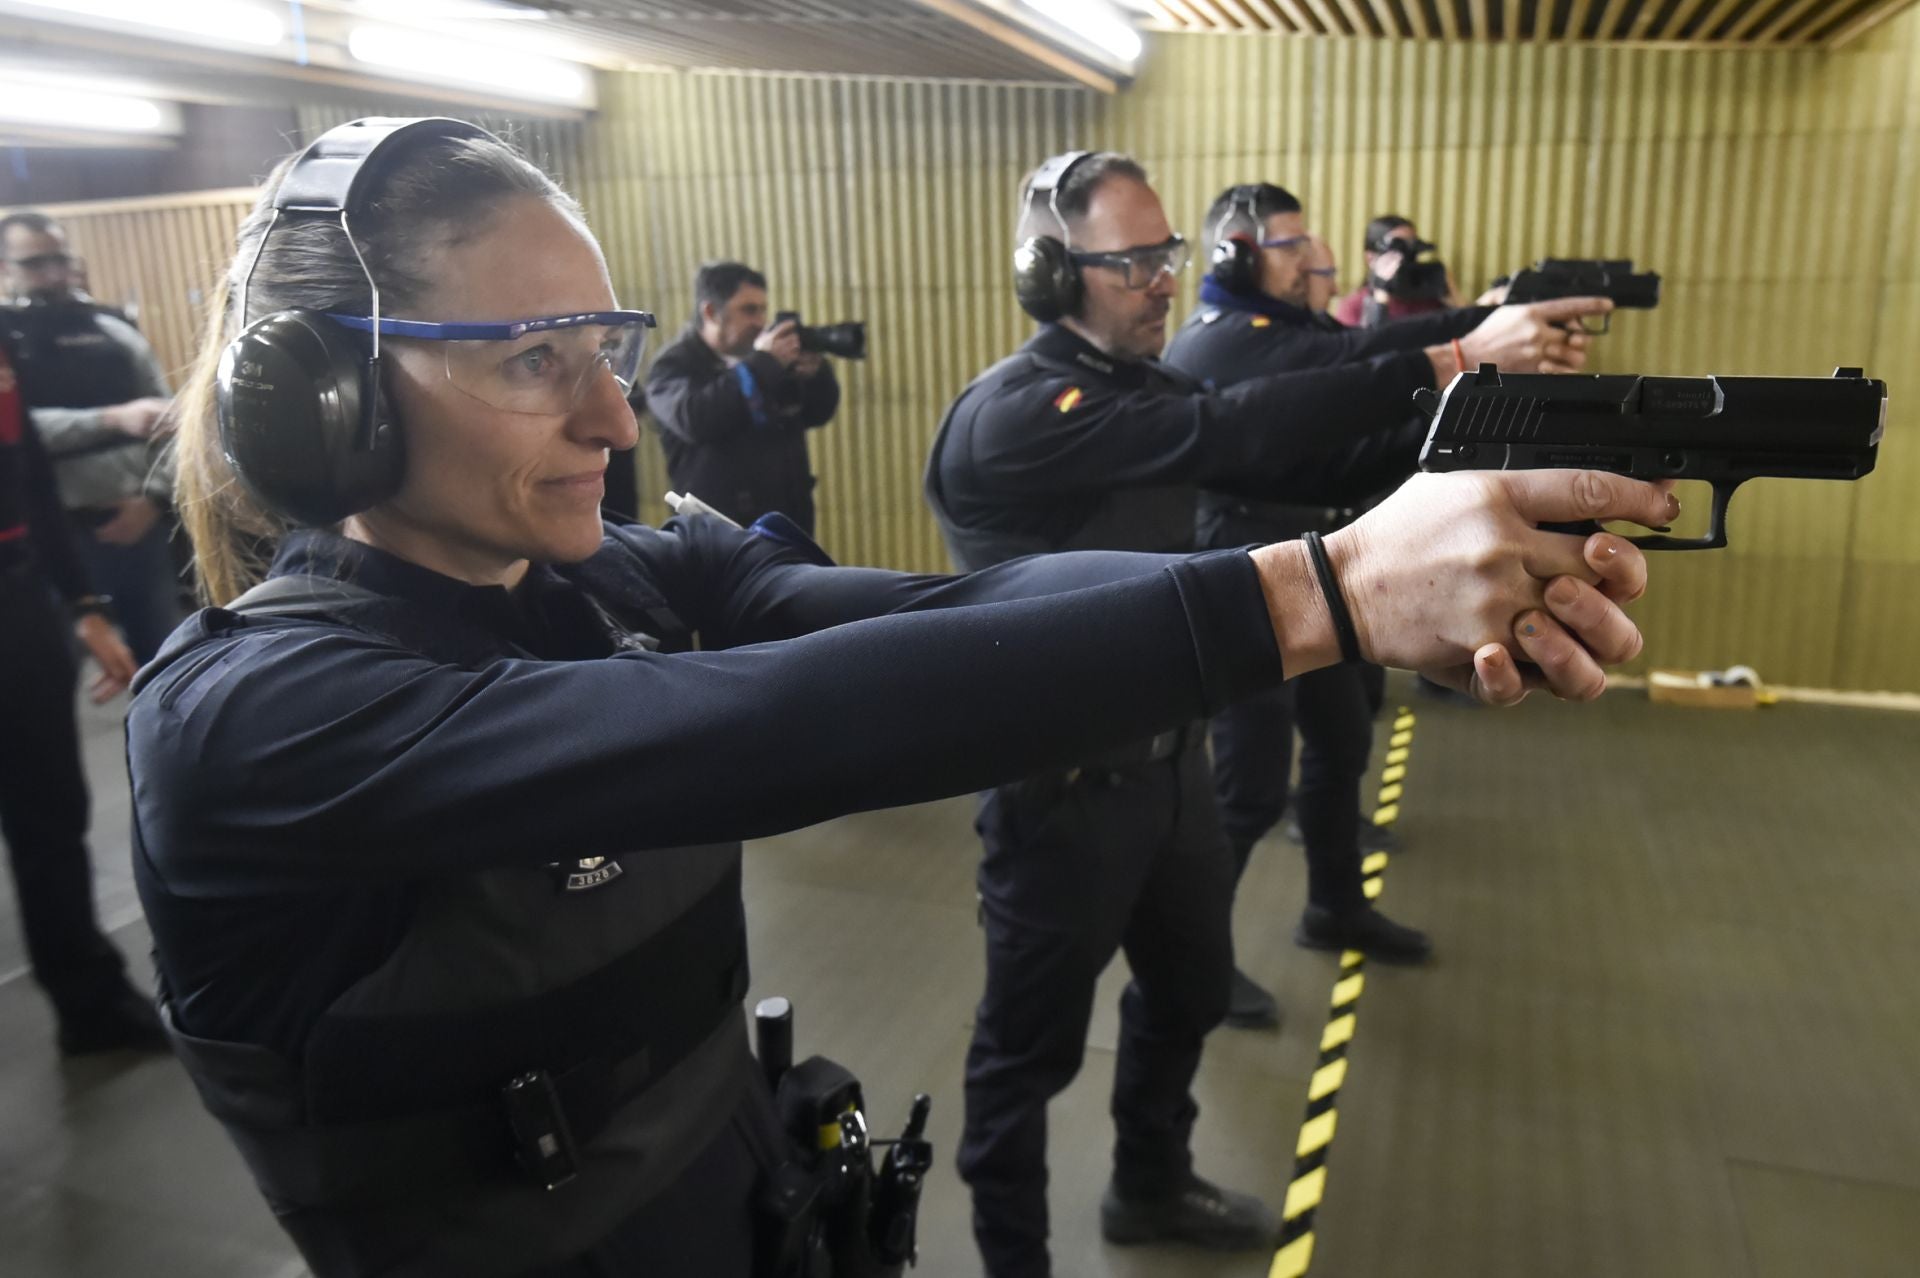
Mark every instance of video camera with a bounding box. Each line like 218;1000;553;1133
1370;236;1450;302
774;310;868;360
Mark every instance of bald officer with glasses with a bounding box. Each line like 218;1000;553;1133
922;151;1504;1278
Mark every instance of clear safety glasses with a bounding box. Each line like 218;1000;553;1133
1069;235;1191;290
328;310;657;416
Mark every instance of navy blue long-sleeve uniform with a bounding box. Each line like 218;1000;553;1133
924;322;1437;573
131;520;1283;1061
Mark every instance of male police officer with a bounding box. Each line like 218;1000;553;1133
2;211;180;664
1163;183;1604;1027
645;260;839;534
924;153;1605;1278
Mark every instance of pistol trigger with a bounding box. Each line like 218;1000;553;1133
1622;483;1737;551
1705;481;1737;550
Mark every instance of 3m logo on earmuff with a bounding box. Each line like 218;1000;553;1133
229;358;275;392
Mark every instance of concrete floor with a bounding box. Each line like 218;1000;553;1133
2;674;1917;1277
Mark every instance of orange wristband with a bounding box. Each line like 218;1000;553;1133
1451;338;1468;377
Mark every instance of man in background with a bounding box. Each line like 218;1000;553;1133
926;152;1602;1277
644;260;839;534
2;211;179;663
1165;181;1601;1027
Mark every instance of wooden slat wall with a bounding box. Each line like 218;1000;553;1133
574;7;1920;691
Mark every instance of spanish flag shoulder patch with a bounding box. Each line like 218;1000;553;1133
1249;315;1272;328
1053;386;1084;413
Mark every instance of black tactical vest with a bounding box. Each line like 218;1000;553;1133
2;301;145;410
152;553;763;1278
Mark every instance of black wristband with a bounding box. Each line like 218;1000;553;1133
1301;531;1362;665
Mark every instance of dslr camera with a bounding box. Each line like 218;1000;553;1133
773;310;867;361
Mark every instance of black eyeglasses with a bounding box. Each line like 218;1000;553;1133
8;253;72;272
1068;236;1190;290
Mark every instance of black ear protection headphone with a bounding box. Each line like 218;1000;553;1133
216;116;491;527
1011;150;1093;323
1207;186;1262;296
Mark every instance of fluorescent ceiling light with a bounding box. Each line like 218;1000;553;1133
12;0;285;47
0;81;169;133
1021;0;1144;65
348;24;591;104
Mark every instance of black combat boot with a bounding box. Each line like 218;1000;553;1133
1100;1173;1281;1251
1294;903;1433;965
1223;967;1281;1031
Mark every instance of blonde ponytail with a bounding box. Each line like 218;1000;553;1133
173;270;289;605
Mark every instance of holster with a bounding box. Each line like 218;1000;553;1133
737;1055;908;1278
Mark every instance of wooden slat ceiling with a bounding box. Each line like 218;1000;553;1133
1141;0;1918;43
505;1;1091;82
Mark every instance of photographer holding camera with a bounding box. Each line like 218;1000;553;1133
645;261;842;533
1334;214;1460;328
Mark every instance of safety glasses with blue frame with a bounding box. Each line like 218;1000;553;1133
328;310;656;416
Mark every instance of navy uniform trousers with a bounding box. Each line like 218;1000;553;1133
0;570;130;1020
958;734;1234;1277
1207;661;1376;912
1197;501;1379;913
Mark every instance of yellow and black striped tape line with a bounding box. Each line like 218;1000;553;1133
1270;707;1417;1278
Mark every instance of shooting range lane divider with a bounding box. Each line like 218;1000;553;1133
1268;707;1416;1278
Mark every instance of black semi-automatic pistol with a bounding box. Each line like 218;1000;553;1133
1503;258;1661;332
1415;366;1886;550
